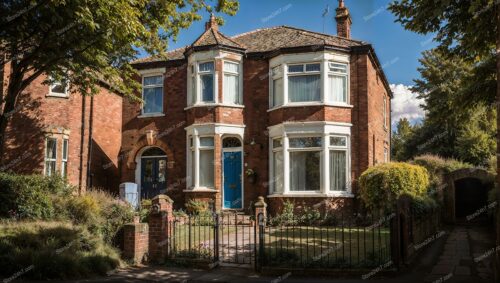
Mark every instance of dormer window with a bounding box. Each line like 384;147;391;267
142;75;163;114
199;61;215;103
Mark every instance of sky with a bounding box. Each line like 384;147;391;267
143;0;434;126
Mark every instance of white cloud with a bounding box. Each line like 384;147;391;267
390;84;425;126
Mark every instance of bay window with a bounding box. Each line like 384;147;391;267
289;137;321;191
287;63;321;103
269;123;352;196
271;66;283;107
45;138;57;176
199;62;215;103
329;136;347;191
328;63;348;103
223;61;241;104
142;75;163;114
199;137;215;187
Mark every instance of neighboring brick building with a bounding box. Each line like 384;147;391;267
121;1;392;214
0;61;123;193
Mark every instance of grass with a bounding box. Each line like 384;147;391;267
263;226;391;268
0;220;122;280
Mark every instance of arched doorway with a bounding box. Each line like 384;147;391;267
139;147;167;199
222;137;243;209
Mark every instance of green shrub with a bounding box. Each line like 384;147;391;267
359;162;430;212
185;199;209;215
0;173;72;220
413;154;472;189
0;221;121;280
269;200;297;226
488;155;497;176
411;195;438;217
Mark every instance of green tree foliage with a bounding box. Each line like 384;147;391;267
0;0;239;155
391;118;416;161
359;162;430;212
390;49;496;166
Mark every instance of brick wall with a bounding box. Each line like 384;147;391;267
1;64;122;192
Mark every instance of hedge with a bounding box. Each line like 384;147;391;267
359;162;430;211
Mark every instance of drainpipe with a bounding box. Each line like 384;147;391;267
86;96;94;188
78;95;86;194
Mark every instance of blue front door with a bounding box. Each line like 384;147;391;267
223;151;242;209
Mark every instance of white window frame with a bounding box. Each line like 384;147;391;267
61;138;69;178
268;122;352;197
327;62;349;104
268;52;352;110
197;61;216;104
222;60;242;105
287;135;322;193
286;62;322;104
141;74;164;115
44;137;57;176
48;75;69;98
328;135;349;192
270;65;283;108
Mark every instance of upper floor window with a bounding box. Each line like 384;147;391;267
142;75;163;114
270;58;350;109
199;62;215;103
287;63;321;103
223;61;241;104
328;63;348;103
383;95;387;129
48;76;69;97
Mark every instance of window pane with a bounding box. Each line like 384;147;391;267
288;75;320;102
288;64;304;73
46;138;57;159
289;137;322;148
273;138;282;148
143;87;163;113
144;76;163;86
200;137;214;147
191;150;196;185
329;63;347;73
51;82;66;94
289;151;320;191
61;161;67;178
45;161;56;176
328;75;347;103
199;149;214;187
330;136;347;147
223;74;239;104
272;78;283;106
272;151;283;194
201;74;214;102
224;62;239;73
305;63;320;72
330;150;346;191
62;139;69;160
158;159;166;183
143;159;154;182
199;62;214;72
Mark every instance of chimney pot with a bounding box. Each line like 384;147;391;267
335;0;352;38
205;13;218;31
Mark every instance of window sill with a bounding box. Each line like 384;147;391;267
183;187;217;192
138;113;165;118
267;192;354;198
46;93;69;98
184;103;245;110
267;102;353;112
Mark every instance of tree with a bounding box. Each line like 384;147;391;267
0;0;239;156
391;118;415;161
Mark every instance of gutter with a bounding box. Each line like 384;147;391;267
86;96;94;188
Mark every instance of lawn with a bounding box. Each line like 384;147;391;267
262;226;391;268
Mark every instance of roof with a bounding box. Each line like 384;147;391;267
132;25;365;64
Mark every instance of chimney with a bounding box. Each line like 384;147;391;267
205;13;218;31
335;0;352;38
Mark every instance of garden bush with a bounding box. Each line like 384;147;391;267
412;154;472;189
0;221;121;280
0;173;72;219
359;162;430;211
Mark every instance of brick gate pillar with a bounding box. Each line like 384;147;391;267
148;194;173;263
123;220;149;265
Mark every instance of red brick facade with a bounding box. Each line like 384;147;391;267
1;61;122;193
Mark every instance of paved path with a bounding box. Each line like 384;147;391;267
424;224;494;283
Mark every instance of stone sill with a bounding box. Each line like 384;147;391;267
138;113;165;118
183;187;218;193
184;104;245;110
267;192;354;198
267;103;354;112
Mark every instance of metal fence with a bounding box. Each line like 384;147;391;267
256;212;393;270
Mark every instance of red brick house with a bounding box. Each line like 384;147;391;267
0;61;123;193
121;2;392;214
